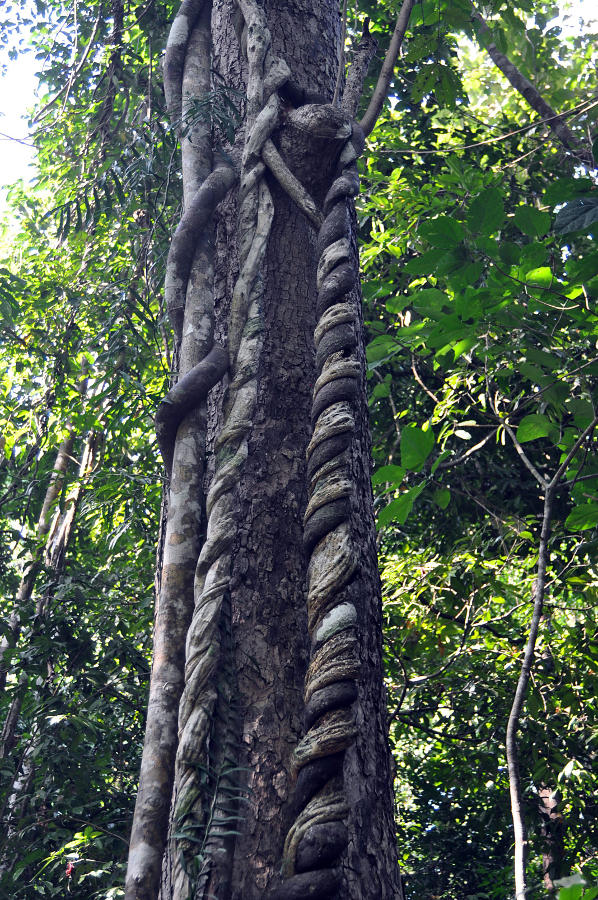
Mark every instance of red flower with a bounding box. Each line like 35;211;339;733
65;862;74;878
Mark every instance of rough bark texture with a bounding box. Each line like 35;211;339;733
148;1;402;897
539;787;565;894
194;2;399;897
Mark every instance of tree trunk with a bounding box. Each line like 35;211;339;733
129;2;401;897
538;787;565;894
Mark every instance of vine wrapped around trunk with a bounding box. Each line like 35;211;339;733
270;122;366;900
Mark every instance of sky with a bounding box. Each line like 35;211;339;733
0;0;595;207
0;52;38;206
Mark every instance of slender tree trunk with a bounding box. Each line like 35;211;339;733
0;431;75;696
0;429;99;872
471;6;591;164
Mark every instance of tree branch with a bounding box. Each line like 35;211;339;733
505;415;598;900
340;20;378;118
32;9;103;124
359;0;415;137
471;7;592;164
504;422;548;489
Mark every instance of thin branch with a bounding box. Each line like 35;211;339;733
341;19;378;118
504;422;548;489
437;429;497;470
359;0;415;137
549;416;598;489
471;6;593;165
505;416;598;900
32;9;103;124
411;354;439;403
506;503;552;900
372;97;598;156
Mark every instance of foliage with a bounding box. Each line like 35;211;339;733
0;0;597;897
0;0;176;893
359;2;598;897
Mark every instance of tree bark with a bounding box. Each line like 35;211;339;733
538;787;565;894
130;1;402;897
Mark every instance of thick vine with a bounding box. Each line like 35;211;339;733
268;121;365;900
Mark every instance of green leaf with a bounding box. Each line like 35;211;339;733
412;288;450;319
378;483;426;527
565;503;598;532
366;335;397;365
554;196;598;234
401;424;435;471
525;266;554;287
433;487;451;509
568;399;596;428
372;465;405;487
467;187;505;235
404;248;456;276
452;337;476;360
386;296;411;314
516;414;553;443
419;216;464;249
499;241;521;266
513;205;551;238
557;886;584;900
370;381;390;400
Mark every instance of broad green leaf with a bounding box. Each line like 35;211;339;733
401;424;435;471
525;266;554;287
366;335;397;365
386;296;411;314
378;483;426;527
525;348;561;371
433;487;451;509
419;216;464;249
516;414;552;443
404;248;458;276
555;195;598;234
513;205;551;238
412;288;450;318
565;503;598;532
556;886;584;900
565;251;598;282
519;362;549;386
519;242;548;270
453;337;476;360
370;381;390;400
372;464;405;486
499;241;521;266
467;187;505;235
568;399;596;428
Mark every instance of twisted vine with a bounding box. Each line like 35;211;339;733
270;122;366;900
170;2;294;895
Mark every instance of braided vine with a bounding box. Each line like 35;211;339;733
270;123;366;900
169;1;296;895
